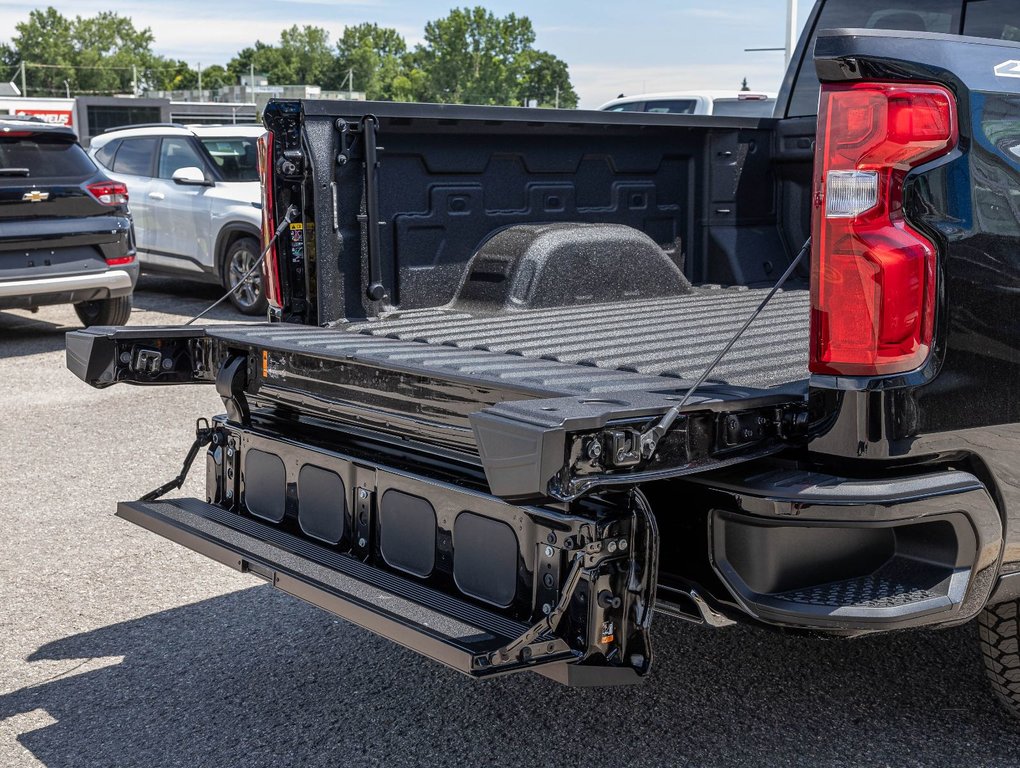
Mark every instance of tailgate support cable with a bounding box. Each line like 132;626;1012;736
140;418;214;502
638;237;812;460
184;205;300;326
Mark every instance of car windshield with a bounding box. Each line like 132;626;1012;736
200;137;259;182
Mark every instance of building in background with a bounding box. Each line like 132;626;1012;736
0;72;362;145
0;95;259;145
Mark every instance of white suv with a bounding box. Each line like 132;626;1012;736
89;124;267;314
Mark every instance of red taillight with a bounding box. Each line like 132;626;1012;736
257;131;282;311
87;181;129;206
105;254;135;265
810;82;957;376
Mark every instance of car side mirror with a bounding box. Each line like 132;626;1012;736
171;166;211;186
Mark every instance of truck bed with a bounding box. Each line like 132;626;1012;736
345;285;810;390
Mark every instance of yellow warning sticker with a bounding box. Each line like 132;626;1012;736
262;349;268;378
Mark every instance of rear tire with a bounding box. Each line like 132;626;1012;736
978;600;1020;719
222;236;267;316
73;295;132;327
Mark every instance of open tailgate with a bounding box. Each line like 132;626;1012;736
67;322;809;502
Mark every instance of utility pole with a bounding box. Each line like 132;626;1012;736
785;0;798;68
20;61;26;98
250;62;255;104
555;85;560;109
197;62;202;102
348;68;353;100
132;64;138;96
745;0;801;67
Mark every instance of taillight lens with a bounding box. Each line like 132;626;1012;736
257;131;282;311
810;82;957;376
86;181;129;206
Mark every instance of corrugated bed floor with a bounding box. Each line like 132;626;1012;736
345;286;811;390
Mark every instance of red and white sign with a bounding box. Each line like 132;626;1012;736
14;108;73;127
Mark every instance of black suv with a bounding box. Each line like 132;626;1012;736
0;117;137;326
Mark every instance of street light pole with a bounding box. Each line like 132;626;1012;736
785;0;799;67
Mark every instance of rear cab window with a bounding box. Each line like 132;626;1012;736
789;0;1020;117
0;133;96;181
787;0;965;116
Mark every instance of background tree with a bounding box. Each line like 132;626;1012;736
199;64;230;91
227;25;334;88
1;8;77;96
411;8;577;107
279;25;335;88
415;8;535;105
227;41;294;86
334;23;408;101
150;59;197;92
516;50;577;108
71;11;156;93
1;6;579;106
0;7;190;96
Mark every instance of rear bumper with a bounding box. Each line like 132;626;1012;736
0;265;137;309
691;466;1003;633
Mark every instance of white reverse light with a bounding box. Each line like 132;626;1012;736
825;170;879;219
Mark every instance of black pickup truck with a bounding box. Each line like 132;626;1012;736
66;0;1020;719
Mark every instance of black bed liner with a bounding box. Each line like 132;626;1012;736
344;285;810;390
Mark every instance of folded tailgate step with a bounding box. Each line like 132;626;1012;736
118;498;575;678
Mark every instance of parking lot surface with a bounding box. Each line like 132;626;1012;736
1;278;1019;767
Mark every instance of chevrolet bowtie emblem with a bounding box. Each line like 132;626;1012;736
22;190;49;202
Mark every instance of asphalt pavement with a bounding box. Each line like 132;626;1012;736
1;277;1018;767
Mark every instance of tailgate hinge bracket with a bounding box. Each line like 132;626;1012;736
216;354;251;425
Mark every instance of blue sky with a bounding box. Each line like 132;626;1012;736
0;0;813;107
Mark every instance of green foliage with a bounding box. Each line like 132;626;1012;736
334;23;408;101
411;8;575;107
415;8;530;104
227;41;290;86
2;6;195;96
517;50;578;108
279;25;335;87
1;5;579;108
200;64;229;91
227;25;335;88
4;8;76;95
